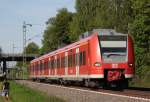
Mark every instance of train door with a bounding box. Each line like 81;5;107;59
76;48;79;76
65;52;68;76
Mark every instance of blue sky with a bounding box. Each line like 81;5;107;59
0;0;75;53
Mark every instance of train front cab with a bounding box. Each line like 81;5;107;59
91;31;135;88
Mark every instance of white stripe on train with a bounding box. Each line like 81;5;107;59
30;74;133;79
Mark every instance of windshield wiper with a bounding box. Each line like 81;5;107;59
107;53;125;57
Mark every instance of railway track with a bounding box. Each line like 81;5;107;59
26;80;150;101
64;85;150;99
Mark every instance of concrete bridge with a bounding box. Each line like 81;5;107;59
0;53;37;61
0;53;38;76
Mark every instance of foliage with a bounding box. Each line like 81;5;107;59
16;42;39;67
129;0;150;75
69;0;133;42
130;65;150;88
15;42;39;79
25;42;39;54
41;8;73;53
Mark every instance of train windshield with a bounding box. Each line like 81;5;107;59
99;35;127;63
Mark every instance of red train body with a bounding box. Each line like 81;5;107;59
29;29;135;88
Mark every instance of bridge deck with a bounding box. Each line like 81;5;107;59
0;53;38;61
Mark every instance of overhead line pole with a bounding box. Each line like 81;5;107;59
23;21;26;79
23;21;32;79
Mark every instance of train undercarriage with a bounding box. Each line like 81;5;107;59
32;74;129;90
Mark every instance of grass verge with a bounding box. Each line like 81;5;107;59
129;66;150;88
9;81;65;102
0;96;5;102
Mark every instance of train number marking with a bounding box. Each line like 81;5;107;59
112;64;118;68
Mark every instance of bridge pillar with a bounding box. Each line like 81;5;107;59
3;61;6;73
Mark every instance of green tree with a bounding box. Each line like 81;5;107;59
41;8;73;53
25;42;39;54
129;0;150;75
69;13;85;41
69;0;133;42
16;42;39;79
110;0;133;33
16;42;39;68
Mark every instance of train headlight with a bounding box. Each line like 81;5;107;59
128;63;133;67
94;62;101;67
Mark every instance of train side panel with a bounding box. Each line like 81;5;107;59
88;33;104;78
125;34;135;78
78;42;89;76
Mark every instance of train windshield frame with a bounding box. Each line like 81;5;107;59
98;35;127;63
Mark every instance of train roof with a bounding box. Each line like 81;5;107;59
31;32;97;63
31;29;128;63
93;29;127;36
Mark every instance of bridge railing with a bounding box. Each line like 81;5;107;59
1;53;38;57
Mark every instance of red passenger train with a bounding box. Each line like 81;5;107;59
29;29;135;88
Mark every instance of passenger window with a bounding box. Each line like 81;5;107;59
68;55;73;67
54;60;56;68
48;60;51;69
57;58;60;68
40;61;42;70
68;55;70;67
42;61;44;69
79;51;86;66
73;54;75;67
51;60;54;69
79;52;83;66
70;54;72;67
83;51;86;65
61;57;65;68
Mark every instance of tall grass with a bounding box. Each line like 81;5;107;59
9;81;65;102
